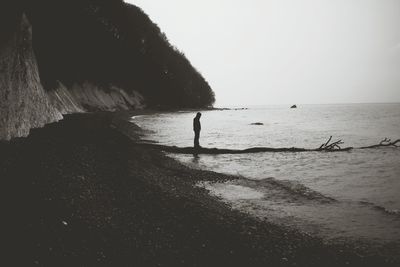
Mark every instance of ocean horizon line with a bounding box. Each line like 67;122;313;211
214;102;400;108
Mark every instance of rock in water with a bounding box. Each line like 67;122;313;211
290;105;297;109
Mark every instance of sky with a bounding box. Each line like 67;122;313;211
128;0;400;106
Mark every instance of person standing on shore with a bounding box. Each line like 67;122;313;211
193;112;201;148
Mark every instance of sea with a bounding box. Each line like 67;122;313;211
131;103;400;252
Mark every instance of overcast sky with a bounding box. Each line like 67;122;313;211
128;0;400;106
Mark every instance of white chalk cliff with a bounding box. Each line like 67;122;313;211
0;14;144;140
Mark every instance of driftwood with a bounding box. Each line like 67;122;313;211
360;138;400;149
137;143;309;154
316;136;350;151
136;136;398;155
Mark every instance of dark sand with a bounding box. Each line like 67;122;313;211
1;113;398;266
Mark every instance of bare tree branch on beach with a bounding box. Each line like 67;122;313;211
360;138;400;149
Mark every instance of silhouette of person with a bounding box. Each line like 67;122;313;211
193;112;201;148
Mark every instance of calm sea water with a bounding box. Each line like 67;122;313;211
132;104;400;250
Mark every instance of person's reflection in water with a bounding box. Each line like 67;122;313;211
192;154;200;164
193;112;202;149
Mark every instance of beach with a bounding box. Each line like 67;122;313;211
1;113;398;266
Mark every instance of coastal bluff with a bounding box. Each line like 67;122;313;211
0;0;215;140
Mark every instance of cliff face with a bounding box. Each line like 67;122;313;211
48;81;144;113
0;0;214;140
0;14;144;140
0;15;62;140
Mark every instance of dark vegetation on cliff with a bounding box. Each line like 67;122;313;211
2;0;215;109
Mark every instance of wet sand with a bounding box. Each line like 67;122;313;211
1;113;398;266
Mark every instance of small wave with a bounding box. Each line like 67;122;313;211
139;129;156;135
239;177;337;204
138;139;159;144
359;201;400;218
130;115;146;120
198;182;265;201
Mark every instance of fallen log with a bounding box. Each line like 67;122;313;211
136;136;398;155
136;144;311;154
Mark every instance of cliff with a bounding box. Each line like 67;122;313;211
0;15;63;140
0;0;214;140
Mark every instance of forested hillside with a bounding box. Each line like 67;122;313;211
24;0;215;108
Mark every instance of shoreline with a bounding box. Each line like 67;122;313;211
1;112;398;266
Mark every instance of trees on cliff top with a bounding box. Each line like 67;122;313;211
22;0;215;108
